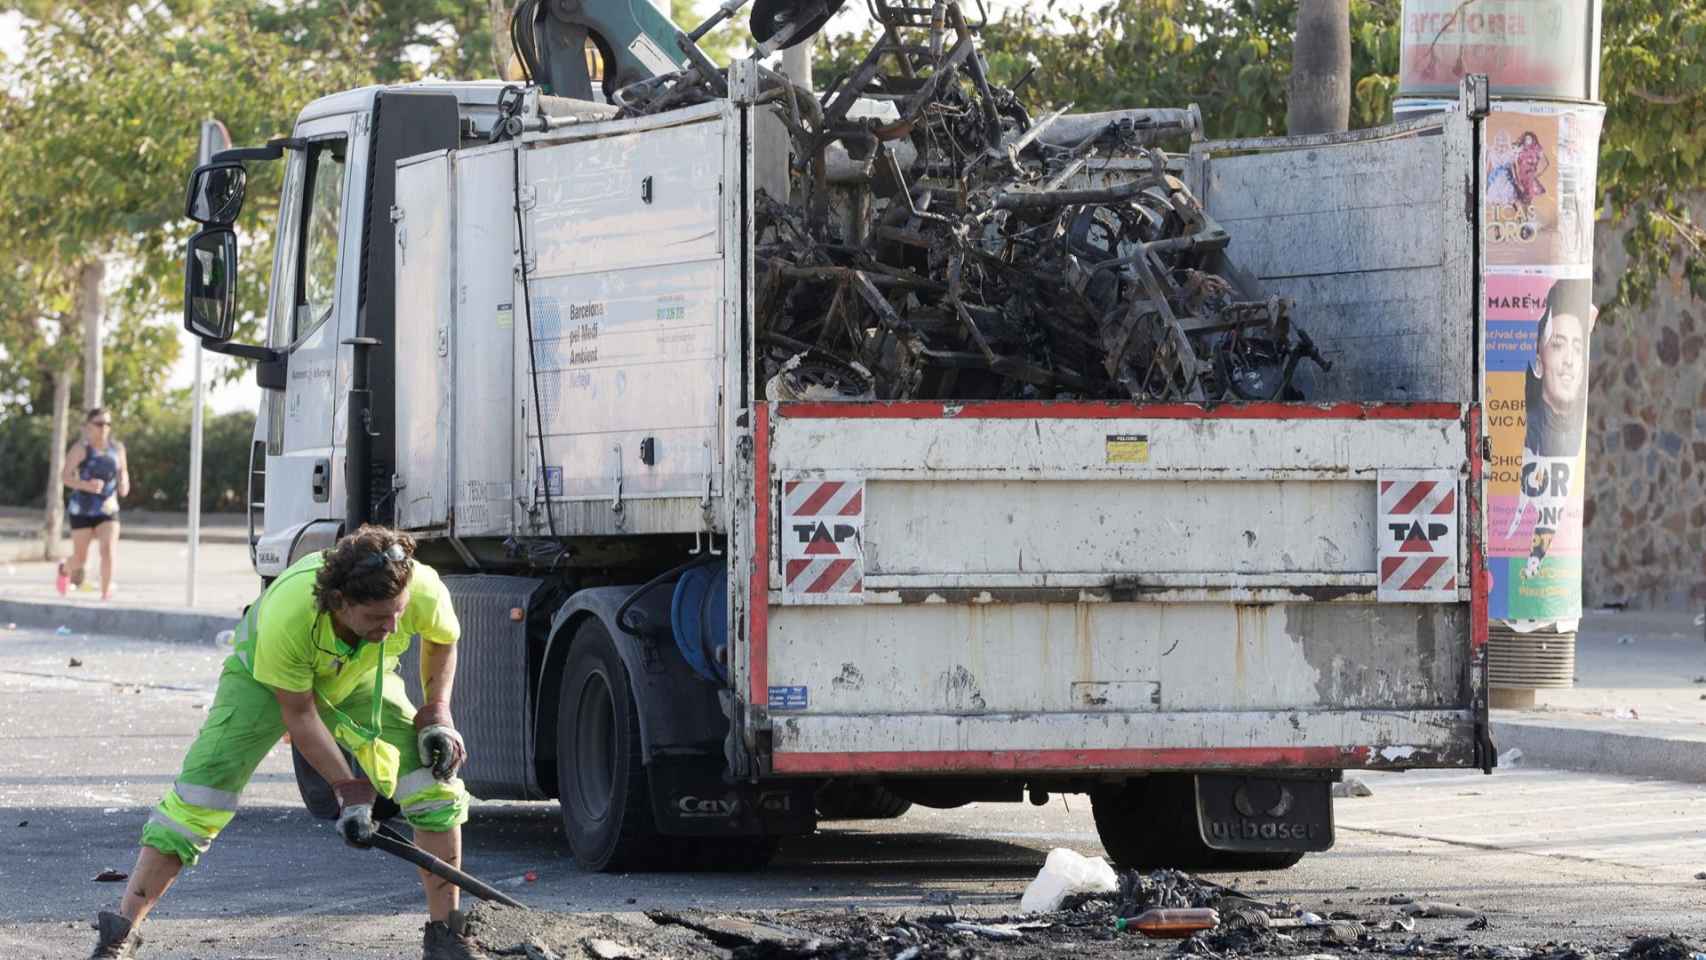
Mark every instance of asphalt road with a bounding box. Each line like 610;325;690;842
2;627;1703;959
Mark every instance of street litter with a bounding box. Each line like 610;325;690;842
91;869;127;882
55;625;71;635
1019;847;1118;912
945;920;1051;941
1112;907;1220;938
1332;778;1374;798
1612;706;1640;720
1401;902;1482;919
1498;748;1523;768
585;939;636;959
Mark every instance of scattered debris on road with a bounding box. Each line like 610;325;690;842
1332;778;1374;798
91;869;127;882
462;868;1700;959
1019;847;1117;912
67;657;83;668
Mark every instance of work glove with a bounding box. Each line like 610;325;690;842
414;702;466;782
332;777;378;848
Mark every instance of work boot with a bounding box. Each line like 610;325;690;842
422;910;490;960
88;911;142;959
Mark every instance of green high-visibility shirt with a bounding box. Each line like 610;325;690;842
231;551;460;704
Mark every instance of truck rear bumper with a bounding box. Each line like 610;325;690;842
769;708;1476;774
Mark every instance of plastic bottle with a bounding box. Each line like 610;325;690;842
1112;908;1221;938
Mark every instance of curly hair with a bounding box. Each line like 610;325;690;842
313;525;417;613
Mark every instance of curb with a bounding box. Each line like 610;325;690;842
0;598;237;645
1490;718;1706;784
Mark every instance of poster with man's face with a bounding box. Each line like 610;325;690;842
1484;273;1592;622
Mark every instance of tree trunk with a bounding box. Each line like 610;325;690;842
490;0;516;80
41;362;73;562
77;259;105;412
1288;0;1351;136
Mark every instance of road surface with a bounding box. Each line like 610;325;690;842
1;627;1702;958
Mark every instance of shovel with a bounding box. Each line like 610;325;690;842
368;823;529;910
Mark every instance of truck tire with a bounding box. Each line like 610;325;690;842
557;618;660;871
291;745;400;822
292;745;341;821
1090;775;1305;871
815;781;913;820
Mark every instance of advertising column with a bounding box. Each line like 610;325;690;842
1395;0;1603;702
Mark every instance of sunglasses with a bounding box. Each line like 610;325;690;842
353;542;408;574
89;421;112;427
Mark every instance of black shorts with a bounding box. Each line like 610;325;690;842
68;513;117;531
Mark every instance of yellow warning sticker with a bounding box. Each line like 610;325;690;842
1105;434;1149;464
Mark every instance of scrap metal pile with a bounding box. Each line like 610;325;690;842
616;0;1329;402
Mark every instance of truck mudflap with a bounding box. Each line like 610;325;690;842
1194;774;1334;853
647;756;818;838
743;400;1490;777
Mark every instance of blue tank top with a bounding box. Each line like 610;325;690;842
68;441;121;518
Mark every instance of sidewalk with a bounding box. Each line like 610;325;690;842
0;531;261;637
1490;608;1706;782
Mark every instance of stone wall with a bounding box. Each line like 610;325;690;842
1582;204;1706;610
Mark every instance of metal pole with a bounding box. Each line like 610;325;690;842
781;38;812;91
189;119;231;607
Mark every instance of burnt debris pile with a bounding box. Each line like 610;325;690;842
612;0;1328;402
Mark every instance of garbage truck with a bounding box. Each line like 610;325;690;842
178;7;1494;871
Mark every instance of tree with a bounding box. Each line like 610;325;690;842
0;1;376;552
1288;0;1350;135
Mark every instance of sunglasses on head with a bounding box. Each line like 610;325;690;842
353;542;408;574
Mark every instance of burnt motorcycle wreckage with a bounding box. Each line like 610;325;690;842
610;0;1329;402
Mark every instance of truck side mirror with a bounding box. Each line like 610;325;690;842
184;228;238;342
185;162;247;226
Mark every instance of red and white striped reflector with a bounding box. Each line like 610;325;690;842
1377;470;1459;603
780;479;864;599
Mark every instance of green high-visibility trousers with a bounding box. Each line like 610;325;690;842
141;658;470;866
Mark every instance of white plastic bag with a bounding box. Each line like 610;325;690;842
1020;847;1119;913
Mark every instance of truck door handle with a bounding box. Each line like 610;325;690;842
311;459;331;503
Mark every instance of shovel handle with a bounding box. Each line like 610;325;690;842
368;825;528;910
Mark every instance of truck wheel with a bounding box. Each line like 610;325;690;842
1091;776;1306;871
557;618;658;871
292;745;400;822
292;745;340;821
815;781;913;820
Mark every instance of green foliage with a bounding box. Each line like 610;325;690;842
0;1;378;421
672;0;745;65
1596;0;1706;316
0;399;256;512
119;396;257;512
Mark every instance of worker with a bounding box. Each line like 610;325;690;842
88;525;489;960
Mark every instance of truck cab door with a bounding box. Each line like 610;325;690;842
254;114;358;576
